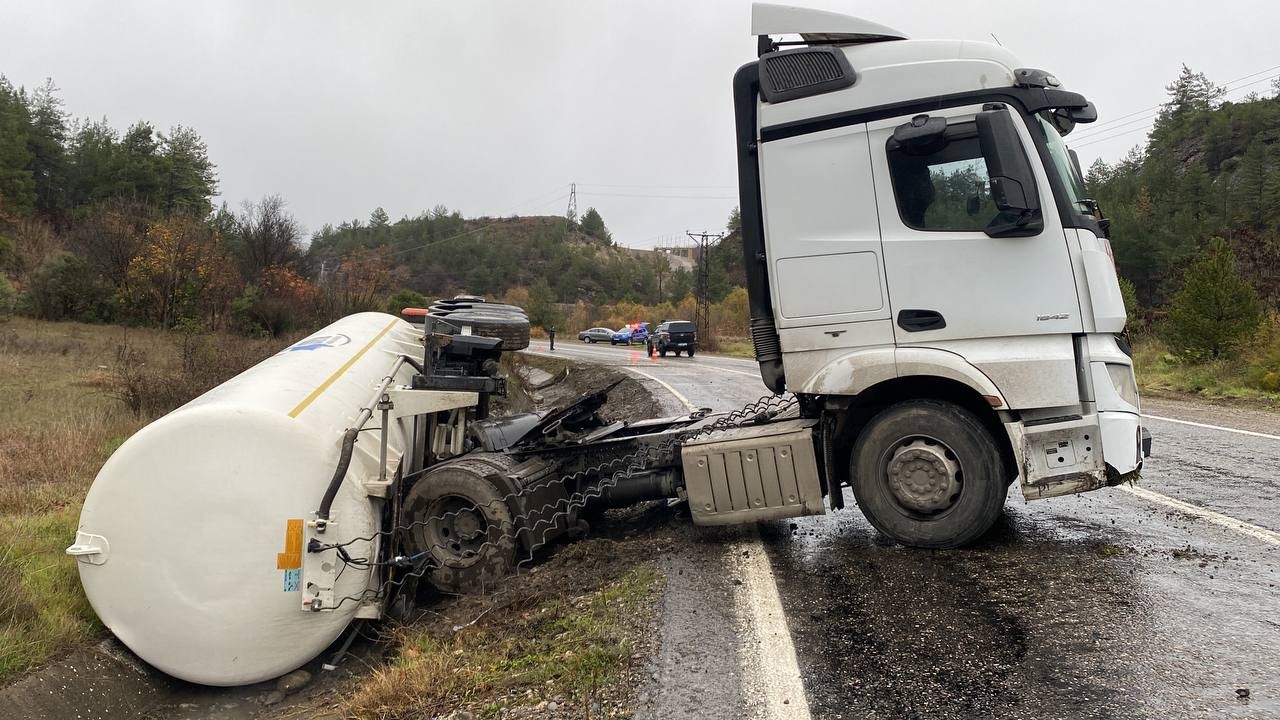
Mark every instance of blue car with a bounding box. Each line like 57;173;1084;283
610;322;650;345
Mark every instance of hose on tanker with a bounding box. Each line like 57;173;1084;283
317;427;360;522
316;356;409;522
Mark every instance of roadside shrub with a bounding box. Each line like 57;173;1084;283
1118;276;1140;333
110;333;285;418
0;275;14;320
386;288;427;315
231;275;315;337
1164;237;1261;361
23;253;116;323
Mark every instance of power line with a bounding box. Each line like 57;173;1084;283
1071;72;1280;150
578;190;737;200
1070;64;1280;141
578;182;735;190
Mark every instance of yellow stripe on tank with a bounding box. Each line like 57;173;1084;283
287;318;400;418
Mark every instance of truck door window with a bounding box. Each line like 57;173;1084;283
887;132;999;232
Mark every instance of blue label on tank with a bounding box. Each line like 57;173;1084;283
283;568;301;592
286;334;351;352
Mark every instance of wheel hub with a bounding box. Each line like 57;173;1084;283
886;438;962;514
425;497;490;562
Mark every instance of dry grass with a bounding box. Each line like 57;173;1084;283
1132;324;1280;405
345;561;659;720
0;317;287;681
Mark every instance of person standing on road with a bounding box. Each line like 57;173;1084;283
548;325;556;351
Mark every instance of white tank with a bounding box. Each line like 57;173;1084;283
68;312;421;686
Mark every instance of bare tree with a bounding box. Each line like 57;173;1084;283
226;194;303;280
64;197;156;289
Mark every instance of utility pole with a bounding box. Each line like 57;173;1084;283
687;229;724;343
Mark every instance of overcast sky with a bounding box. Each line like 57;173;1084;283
1;1;1276;248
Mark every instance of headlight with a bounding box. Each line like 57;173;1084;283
1105;363;1140;409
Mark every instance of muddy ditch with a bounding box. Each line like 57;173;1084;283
2;354;680;720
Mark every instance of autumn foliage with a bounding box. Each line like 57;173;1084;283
124;216;239;328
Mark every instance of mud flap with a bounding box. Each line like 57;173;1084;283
1007;416;1108;500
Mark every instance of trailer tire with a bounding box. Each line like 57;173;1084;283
402;460;517;594
431;310;530;350
850;399;1007;549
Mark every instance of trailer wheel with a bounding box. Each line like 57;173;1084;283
402;459;516;594
850;399;1008;548
432;310;530;351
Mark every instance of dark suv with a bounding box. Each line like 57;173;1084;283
647;320;697;357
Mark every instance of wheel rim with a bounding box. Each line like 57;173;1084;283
423;495;493;567
883;435;963;516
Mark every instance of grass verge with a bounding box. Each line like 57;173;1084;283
1132;333;1280;406
345;543;663;720
0;509;100;679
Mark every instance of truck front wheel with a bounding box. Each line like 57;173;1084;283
850;400;1007;548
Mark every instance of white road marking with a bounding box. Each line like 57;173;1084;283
623;367;699;412
1117;485;1280;546
624;359;810;717
733;533;814;720
1144;414;1280;442
699;363;765;379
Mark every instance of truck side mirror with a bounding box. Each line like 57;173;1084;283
976;107;1043;237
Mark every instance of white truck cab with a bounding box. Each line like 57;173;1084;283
730;4;1148;546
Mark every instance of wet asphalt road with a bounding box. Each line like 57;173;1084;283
530;340;1280;720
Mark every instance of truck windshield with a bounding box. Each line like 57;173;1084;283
1033;114;1092;216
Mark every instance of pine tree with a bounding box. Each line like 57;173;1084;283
727;206;741;233
159;125;217;215
24;78;69;218
1164;237;1262;360
0;77;36;213
579;207;611;244
1151;65;1223;146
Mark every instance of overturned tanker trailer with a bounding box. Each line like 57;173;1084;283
68;301;796;686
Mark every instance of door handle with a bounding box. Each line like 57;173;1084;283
897;309;946;332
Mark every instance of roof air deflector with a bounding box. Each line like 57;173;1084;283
751;3;908;43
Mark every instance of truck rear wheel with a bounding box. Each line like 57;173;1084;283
402;458;517;593
850;400;1007;548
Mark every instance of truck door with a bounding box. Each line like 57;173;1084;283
867;105;1082;345
758;122;892;355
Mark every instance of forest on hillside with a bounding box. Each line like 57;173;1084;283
0;75;718;337
1087;67;1280;311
